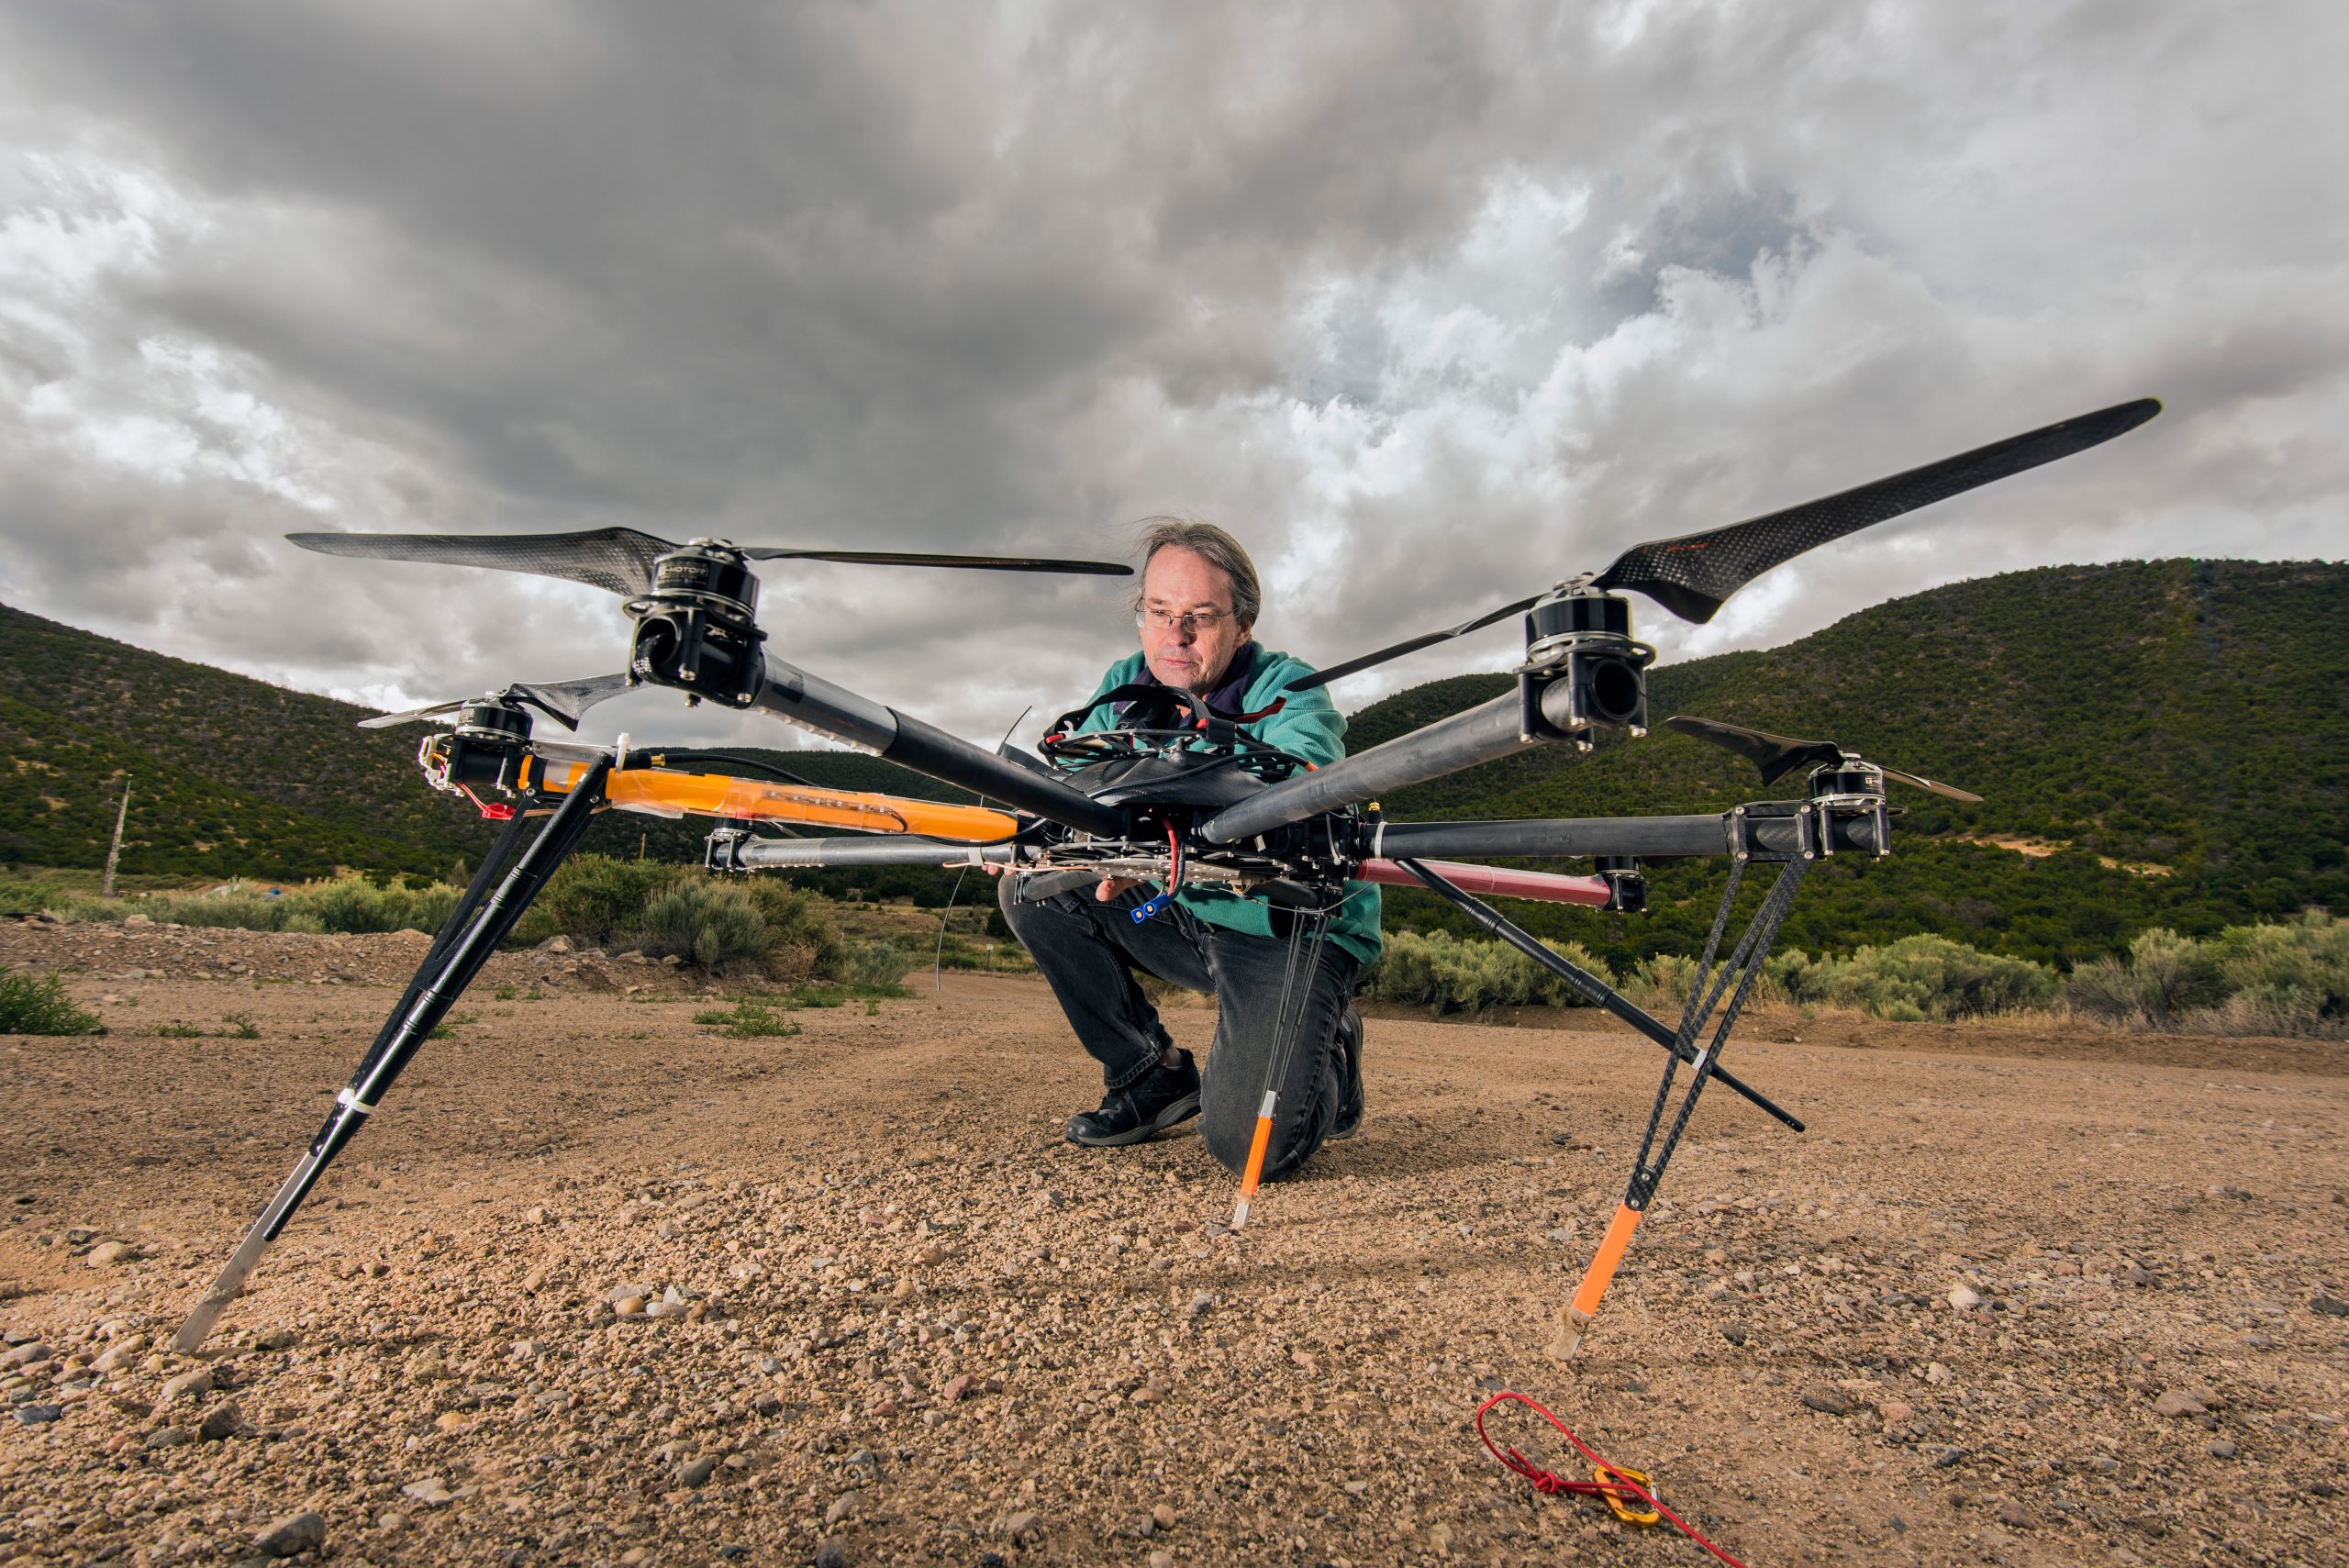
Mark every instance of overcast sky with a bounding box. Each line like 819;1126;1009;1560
2;1;2342;754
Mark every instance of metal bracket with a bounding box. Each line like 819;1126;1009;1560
1727;799;1812;863
705;826;751;873
1809;794;1891;859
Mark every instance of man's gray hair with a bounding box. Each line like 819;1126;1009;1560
1129;516;1263;627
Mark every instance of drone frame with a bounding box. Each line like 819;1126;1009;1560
179;396;2160;1357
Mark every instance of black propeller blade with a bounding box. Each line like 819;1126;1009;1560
739;547;1129;576
1664;716;1983;802
291;528;1132;598
1283;594;1548;693
1288;398;2160;692
359;672;636;733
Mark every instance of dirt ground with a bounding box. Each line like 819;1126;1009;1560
3;920;2345;1567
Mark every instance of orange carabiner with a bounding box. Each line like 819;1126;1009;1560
1595;1463;1662;1527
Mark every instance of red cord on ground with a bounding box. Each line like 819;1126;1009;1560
1474;1391;1751;1568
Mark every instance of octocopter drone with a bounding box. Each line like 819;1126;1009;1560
175;398;2160;1361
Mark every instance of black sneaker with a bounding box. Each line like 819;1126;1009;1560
1328;1005;1364;1141
1066;1051;1202;1147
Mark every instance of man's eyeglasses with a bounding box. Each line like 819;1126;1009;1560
1136;606;1235;636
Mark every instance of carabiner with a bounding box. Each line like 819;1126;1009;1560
1594;1463;1661;1527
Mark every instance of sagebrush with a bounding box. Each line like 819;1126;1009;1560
2067;913;2347;1036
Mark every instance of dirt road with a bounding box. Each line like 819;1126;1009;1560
3;923;2344;1565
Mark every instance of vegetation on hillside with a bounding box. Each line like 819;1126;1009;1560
0;605;479;878
1353;560;2346;971
6;559;2340;972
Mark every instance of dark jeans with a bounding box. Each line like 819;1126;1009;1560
999;877;1360;1179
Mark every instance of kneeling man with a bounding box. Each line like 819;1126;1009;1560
998;518;1380;1180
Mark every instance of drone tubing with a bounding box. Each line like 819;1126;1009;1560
884;713;1126;837
1393;858;1803;1133
335;810;529;1106
1199;685;1568;844
1376;815;1729;859
1372;813;1883;861
729;838;1028;871
740;661;1122;834
1353;857;1610;906
173;764;609;1355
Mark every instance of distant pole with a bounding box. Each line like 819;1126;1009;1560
639;832;646;862
102;778;132;898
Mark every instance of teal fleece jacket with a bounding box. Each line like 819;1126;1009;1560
1063;645;1383;967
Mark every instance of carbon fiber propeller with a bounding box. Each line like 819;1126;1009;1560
1287;398;2161;691
1665;716;1982;802
359;672;635;732
290;527;1132;597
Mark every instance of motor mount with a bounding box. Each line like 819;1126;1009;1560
1806;757;1892;859
628;539;768;707
1596;854;1647;913
418;699;534;798
1514;588;1653;749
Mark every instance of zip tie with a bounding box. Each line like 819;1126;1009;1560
335;1087;378;1117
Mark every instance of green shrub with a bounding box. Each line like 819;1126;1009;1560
933;933;1033;973
45;876;462;936
0;970;102;1035
2062;955;2141;1027
640;881;771;973
1364;929;1613;1015
2066;913;2347;1036
513;855;684;949
0;877;66;917
693;1000;803;1038
1625;952;1700;1013
745;881;848;983
1789;933;2058;1020
2205;911;2349;1026
844;940;914;989
404;882;462;936
299;874;409;934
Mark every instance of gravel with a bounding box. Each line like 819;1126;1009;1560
2;924;2344;1564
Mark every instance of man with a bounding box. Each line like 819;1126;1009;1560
997;517;1381;1182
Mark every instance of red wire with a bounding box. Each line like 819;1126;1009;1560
1474;1392;1751;1568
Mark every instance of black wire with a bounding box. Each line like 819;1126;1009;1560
651;750;818;787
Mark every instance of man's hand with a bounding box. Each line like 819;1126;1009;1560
1096;877;1141;901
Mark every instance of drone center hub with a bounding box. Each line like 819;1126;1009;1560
627;540;767;707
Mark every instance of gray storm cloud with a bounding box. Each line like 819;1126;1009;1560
0;0;2341;751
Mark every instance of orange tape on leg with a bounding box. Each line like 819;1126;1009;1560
1229;1092;1278;1229
1550;1204;1642;1361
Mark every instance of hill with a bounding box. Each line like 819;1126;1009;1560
1347;559;2348;968
5;559;2341;966
0;605;484;880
